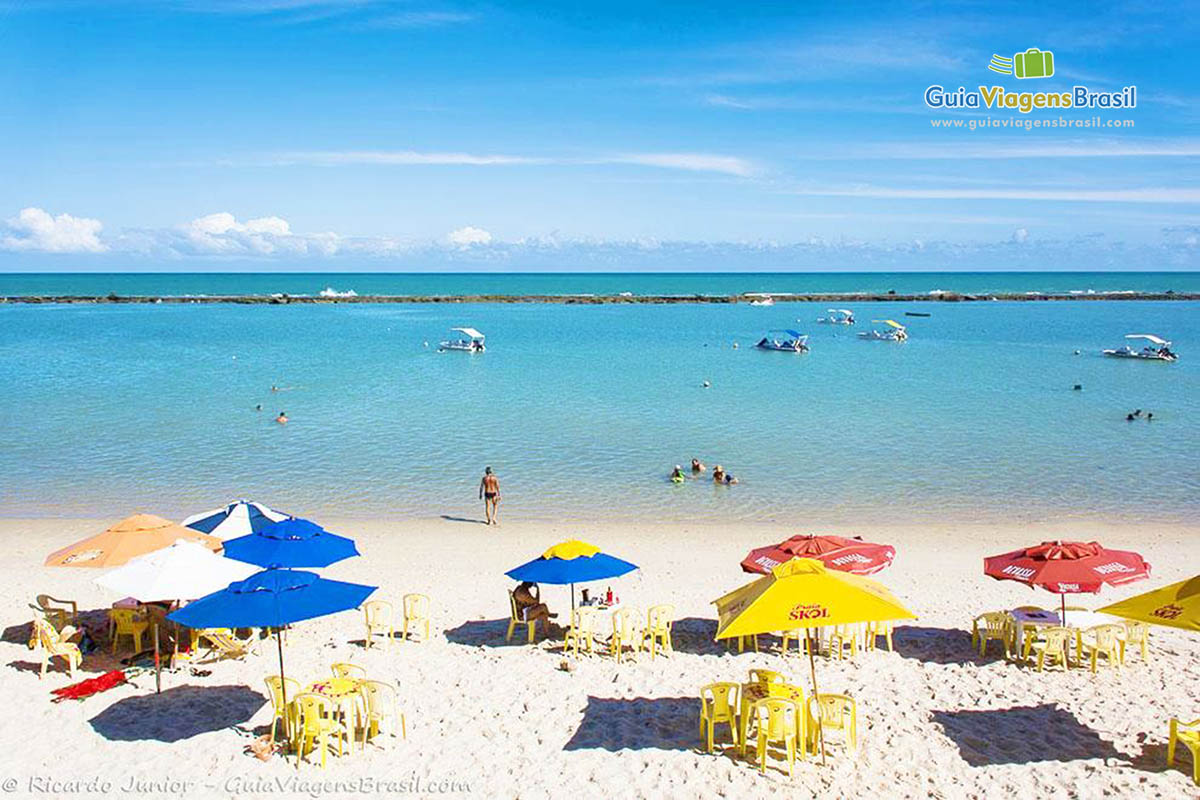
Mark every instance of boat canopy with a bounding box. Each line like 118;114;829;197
767;329;806;339
871;319;905;329
1125;334;1170;346
451;327;485;340
828;308;853;315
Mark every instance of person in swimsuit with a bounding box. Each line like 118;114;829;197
479;466;501;525
275;411;288;424
513;581;555;629
691;458;705;473
712;464;726;483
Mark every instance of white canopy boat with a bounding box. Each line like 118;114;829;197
858;319;908;342
748;295;775;306
816;308;855;325
438;327;486;353
1103;334;1177;362
755;329;809;352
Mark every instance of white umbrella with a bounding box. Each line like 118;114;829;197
95;541;258;691
181;500;289;541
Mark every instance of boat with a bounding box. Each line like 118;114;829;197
858;319;908;342
1103;334;1177;362
748;295;775;307
816;308;855;325
438;327;486;353
755;330;809;352
904;311;931;317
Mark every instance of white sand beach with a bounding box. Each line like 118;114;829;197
5;517;1199;799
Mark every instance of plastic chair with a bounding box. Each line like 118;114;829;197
1078;624;1123;673
264;675;301;747
828;625;859;660
563;607;598;657
363;600;394;651
505;590;545;644
808;693;857;756
358;680;406;747
402;594;431;643
781;629;818;657
610;607;642;663
864;620;894;652
1012;605;1045;613
698;682;740;753
644;604;674;659
750;698;802;775
331;662;367;679
971;612;1010;658
1121;620;1150;662
110;607;150;653
30;618;81;680
1168;718;1200;785
1023;626;1072;672
748;668;786;686
34;594;77;630
293;693;349;769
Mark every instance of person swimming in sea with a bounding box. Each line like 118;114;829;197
691;458;705;473
275;411;288;424
670;465;686;482
711;464;726;483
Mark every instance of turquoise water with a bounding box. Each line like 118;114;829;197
0;293;1197;525
1;271;1198;297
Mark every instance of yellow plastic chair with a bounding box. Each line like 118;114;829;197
1168;718;1200;785
1012;605;1045;613
358;680;406;748
293;693;349;769
1077;624;1123;673
264;675;301;747
971;612;1010;658
644;604;674;659
610;607;642;663
30;618;81;680
110;607;150;653
748;668;786;686
698;682;740;753
363;600;394;651
505;590;546;644
828;624;859;660
1121;620;1150;663
35;594;77;631
1023;626;1072;672
750;698;802;775
864;620;894;652
563;607;598;658
780;630;818;657
402;594;431;643
331;662;367;680
808;693;857;756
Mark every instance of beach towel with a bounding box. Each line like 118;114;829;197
50;670;128;702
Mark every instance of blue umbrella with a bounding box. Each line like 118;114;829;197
222;517;359;569
506;539;638;608
168;568;376;720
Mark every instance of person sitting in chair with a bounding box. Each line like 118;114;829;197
513;581;556;630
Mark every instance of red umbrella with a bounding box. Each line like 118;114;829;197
741;534;895;576
983;540;1150;621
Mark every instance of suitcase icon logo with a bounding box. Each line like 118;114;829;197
988;48;1055;79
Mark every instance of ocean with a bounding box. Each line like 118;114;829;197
1;272;1197;526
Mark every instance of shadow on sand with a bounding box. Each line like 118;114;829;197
89;684;266;742
931;704;1122;766
440;515;488;525
892;625;991;666
564;696;699;751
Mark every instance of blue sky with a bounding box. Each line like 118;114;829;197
1;0;1198;270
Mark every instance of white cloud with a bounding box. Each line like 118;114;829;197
785;184;1200;204
609;153;758;177
369;11;475;28
1012;227;1029;243
0;207;106;253
446;226;493;246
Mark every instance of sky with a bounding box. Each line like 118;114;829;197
1;0;1199;271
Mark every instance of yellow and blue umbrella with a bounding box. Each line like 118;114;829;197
506;539;637;608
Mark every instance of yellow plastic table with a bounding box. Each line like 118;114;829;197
738;682;806;755
305;677;363;736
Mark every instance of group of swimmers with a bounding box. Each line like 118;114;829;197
251;384;296;424
1125;409;1154;422
670;458;738;485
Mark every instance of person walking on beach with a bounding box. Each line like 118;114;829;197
479;466;501;526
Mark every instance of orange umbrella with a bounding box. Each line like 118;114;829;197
45;514;222;568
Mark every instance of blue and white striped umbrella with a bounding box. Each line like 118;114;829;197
181;500;290;541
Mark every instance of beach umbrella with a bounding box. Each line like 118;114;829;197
505;539;637;609
1097;575;1200;632
45;514;222;568
181;500;290;541
168;568;376;727
983;540;1150;623
94;540;258;692
713;558;916;760
741;534;895;576
222;517;358;569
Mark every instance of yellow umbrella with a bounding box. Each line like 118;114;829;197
713;558;916;760
45;514;222;568
1097;575;1200;632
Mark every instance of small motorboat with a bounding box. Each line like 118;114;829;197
858;319;908;342
1103;334;1177;362
904;311;931;317
756;330;809;352
816;308;855;324
748;295;775;306
438;327;486;353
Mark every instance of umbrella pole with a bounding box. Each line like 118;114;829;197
153;623;161;694
571;582;576;611
806;628;826;765
276;628;289;743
